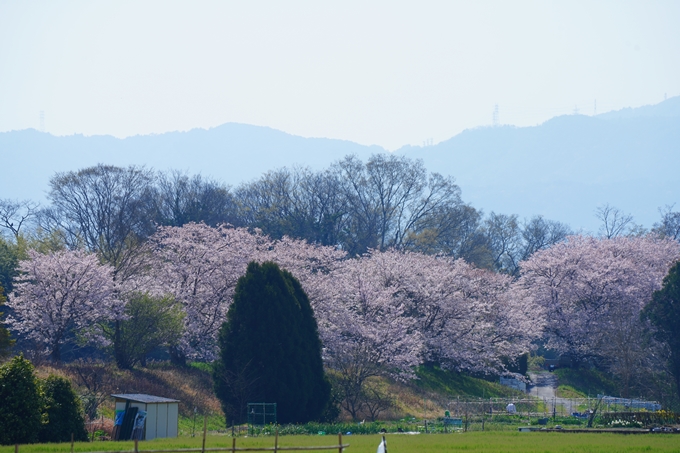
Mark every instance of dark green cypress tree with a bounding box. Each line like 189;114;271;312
285;271;332;420
214;261;330;424
0;355;43;445
643;261;680;401
39;375;88;443
0;284;14;360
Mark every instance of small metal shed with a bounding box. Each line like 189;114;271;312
112;394;179;440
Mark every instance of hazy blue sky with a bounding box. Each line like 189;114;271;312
1;1;678;150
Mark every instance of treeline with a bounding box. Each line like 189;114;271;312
1;154;680;420
2;155;573;277
2;154;679;285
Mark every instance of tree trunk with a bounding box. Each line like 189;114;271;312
50;343;61;362
113;320;132;369
169;345;187;367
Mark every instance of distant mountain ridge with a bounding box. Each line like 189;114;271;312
1;123;382;203
396;97;680;231
1;97;678;232
595;95;680;120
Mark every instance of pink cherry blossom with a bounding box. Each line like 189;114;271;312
516;235;680;365
8;249;122;361
146;223;273;360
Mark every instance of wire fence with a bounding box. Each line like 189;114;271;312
10;426;349;453
437;396;663;419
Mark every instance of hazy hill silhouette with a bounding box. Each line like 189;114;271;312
397;96;680;231
1;97;678;232
1;123;381;202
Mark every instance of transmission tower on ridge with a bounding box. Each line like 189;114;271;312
492;104;499;127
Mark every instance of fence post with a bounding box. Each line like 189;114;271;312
201;416;207;453
71;433;74;453
134;439;138;453
338;432;343;453
274;429;278;453
231;437;236;453
14;444;18;453
552;397;556;420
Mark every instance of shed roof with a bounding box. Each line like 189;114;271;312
111;393;180;404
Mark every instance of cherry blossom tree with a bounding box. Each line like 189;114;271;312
264;235;346;276
138;220;541;387
310;251;423;419
516;235;680;387
147;223;272;361
145;222;346;362
308;248;540;418
7;250;122;361
263;235;347;304
406;254;541;374
354;250;540;375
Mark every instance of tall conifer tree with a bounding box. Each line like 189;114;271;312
214;261;330;424
0;284;13;360
643;261;680;400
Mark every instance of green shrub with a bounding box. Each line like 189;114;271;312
0;355;43;445
39;375;88;443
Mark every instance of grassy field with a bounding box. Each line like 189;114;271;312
414;365;523;398
553;368;619;397
3;432;679;453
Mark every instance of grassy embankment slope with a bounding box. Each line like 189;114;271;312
36;362;522;433
553;368;619;399
35;362;225;433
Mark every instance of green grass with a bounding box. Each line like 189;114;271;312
553;368;619;397
555;384;588;398
415;365;523;398
177;413;227;436
188;362;213;374
3;432;680;453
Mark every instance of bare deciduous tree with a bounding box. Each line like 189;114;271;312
154;170;239;228
653;205;680;241
0;199;40;239
43;164;155;281
596;203;635;239
333;154;462;255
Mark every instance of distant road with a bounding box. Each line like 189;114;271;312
528;372;585;416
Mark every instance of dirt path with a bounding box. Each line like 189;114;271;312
527;372;584;415
527;372;557;399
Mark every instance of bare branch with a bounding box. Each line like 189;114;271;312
595;203;634;239
0;198;40;239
